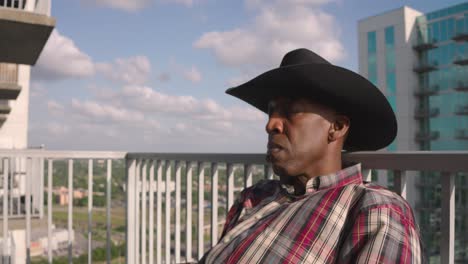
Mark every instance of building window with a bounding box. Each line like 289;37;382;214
367;31;377;85
385;26;397;151
385;27;396;98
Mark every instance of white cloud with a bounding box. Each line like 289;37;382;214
96;56;151;85
194;0;344;71
29;84;267;151
161;0;194;7
245;0;333;10
158;72;171;82
47;122;70;136
84;0;152;12
30;83;47;98
47;100;64;116
71;98;145;123
183;66;202;83
33;30;95;81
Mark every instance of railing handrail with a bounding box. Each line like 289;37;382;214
1;150;467;172
126;151;468;173
0;149;126;159
0;0;51;15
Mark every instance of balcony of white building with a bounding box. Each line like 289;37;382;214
0;0;55;65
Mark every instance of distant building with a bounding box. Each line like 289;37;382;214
358;2;468;262
53;186;88;206
38;228;75;254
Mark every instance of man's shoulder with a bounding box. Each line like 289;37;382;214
356;182;416;221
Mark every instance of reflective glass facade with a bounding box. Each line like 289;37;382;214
415;3;468;262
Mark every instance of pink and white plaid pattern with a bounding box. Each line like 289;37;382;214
201;163;424;264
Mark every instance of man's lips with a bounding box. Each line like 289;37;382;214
267;142;284;152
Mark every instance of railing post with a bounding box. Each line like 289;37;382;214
264;164;274;180
39;157;44;218
67;159;73;264
165;160;172;264
148;160;155;264
125;158;136;264
24;0;35;11
156;160;163;264
198;162;205;260
175;161;182;263
106;159;112;264
186;162;193;263
441;172;455;264
87;159;93;264
393;170;407;199
244;164;253;188
226;164;235;213
211;163;219;247
3;158;9;264
47;159;53;264
141;160;147;264
135;160;141;263
26;158;32;264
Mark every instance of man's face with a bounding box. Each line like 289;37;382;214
266;97;336;178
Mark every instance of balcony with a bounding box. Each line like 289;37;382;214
0;63;20;100
454;81;468;92
0;0;55;65
413;61;438;74
412;38;437;52
0;101;10;114
415;131;440;142
455;129;468;140
0;150;466;263
413;85;439;97
454;104;468;115
414;107;439;120
452;32;468;42
453;55;468;66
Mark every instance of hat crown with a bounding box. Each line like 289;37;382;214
280;48;331;67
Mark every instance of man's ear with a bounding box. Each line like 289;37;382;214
328;115;350;142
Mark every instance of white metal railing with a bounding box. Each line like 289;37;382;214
0;0;51;16
126;151;468;264
0;63;18;84
0;150;125;264
0;231;14;264
1;150;467;263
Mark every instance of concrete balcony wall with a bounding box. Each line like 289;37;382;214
0;63;21;100
0;1;55;65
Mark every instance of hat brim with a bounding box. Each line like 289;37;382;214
226;63;397;151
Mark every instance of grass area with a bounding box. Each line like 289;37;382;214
50;206;126;228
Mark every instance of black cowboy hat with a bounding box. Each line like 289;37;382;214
226;48;397;151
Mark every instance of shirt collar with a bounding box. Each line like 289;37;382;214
281;163;363;195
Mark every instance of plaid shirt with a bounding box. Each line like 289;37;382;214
202;163;424;263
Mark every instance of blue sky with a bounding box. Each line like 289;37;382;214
28;0;467;152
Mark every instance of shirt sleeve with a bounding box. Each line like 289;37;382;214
339;204;424;264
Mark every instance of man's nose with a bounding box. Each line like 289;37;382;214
265;114;284;134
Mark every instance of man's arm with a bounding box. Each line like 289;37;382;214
339;204;424;263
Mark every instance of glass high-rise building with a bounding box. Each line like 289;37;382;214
359;3;468;263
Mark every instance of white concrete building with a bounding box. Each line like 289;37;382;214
0;2;55;261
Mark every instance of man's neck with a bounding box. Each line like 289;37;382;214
290;153;343;195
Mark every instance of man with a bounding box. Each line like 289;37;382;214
201;49;423;263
